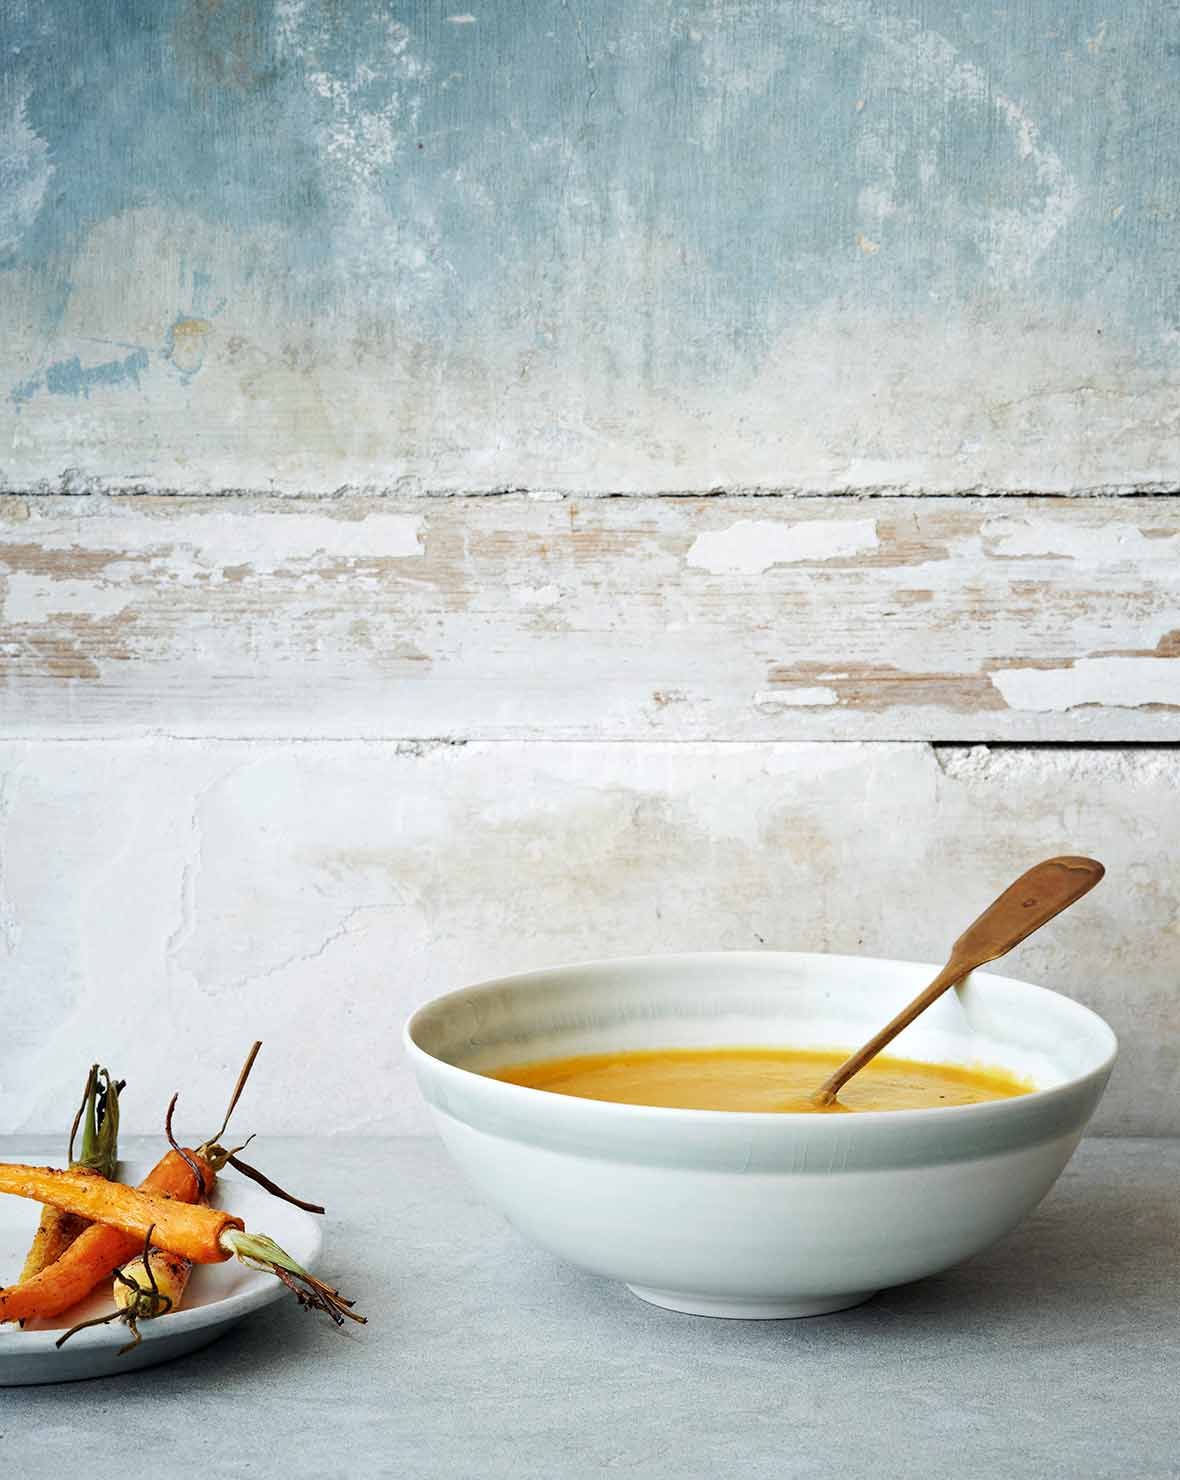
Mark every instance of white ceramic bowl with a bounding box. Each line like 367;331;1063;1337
405;951;1116;1319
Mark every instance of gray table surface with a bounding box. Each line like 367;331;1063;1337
1;1135;1177;1480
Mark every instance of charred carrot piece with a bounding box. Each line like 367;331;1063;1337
116;1247;192;1325
111;1237;194;1354
0;1149;211;1325
0;1165;363;1327
1;1043;264;1325
0;1163;244;1263
3;1041;327;1329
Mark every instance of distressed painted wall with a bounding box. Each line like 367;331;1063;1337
3;0;1180;492
2;4;1178;1137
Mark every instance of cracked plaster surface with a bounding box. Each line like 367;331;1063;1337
1;738;1176;1138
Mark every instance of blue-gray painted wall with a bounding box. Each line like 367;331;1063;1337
2;1;1177;492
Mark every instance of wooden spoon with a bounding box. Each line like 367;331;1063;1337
811;855;1105;1107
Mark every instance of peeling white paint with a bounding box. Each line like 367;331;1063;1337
29;510;425;571
687;519;878;574
983;519;1180;562
754;688;840;710
991;658;1180;712
5;496;1180;742
2;574;129;624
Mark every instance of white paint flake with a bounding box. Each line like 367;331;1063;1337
753;687;840;709
687;519;878;574
3;574;129;624
983;519;1180;562
991;658;1180;712
30;510;425;573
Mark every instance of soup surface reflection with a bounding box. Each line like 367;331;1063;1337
490;1047;1032;1113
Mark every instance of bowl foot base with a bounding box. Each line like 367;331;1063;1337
626;1284;877;1320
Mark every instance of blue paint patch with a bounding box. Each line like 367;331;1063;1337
10;347;150;407
46;349;150;397
9;374;43;407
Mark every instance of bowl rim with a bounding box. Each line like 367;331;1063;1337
404;948;1119;1130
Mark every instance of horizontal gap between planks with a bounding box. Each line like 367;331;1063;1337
2;735;1179;749
4;485;1180;502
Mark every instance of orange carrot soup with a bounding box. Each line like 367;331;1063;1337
490;1047;1031;1113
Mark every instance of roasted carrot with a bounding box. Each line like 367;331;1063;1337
0;1163;362;1325
1;1043;268;1326
19;1066;123;1283
0;1149;211;1325
50;1223;195;1355
115;1246;192;1325
0;1163;245;1260
4;1044;350;1335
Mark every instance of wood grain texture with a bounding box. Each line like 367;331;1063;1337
0;739;1174;1136
3;494;1179;741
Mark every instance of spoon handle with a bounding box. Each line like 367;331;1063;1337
812;856;1105;1106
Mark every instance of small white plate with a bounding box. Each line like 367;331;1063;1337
0;1158;323;1386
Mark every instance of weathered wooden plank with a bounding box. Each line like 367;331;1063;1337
0;738;1173;1136
2;495;1179;740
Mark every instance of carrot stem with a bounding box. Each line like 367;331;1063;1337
165;1093;209;1192
76;1068;122;1178
221;1230;366;1326
225;1154;325;1215
65;1066;97;1170
210;1041;263;1147
53;1309;128;1350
